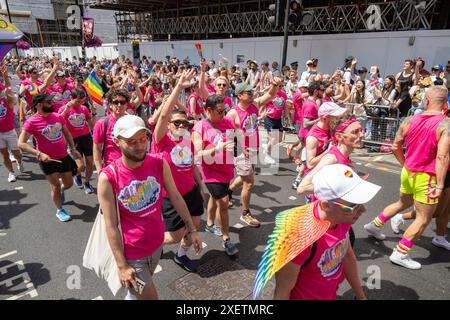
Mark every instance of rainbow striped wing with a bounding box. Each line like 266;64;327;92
253;205;330;299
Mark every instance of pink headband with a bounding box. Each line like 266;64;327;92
334;118;358;136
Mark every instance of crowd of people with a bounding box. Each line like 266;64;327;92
0;52;449;300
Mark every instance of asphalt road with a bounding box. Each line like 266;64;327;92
1;139;449;300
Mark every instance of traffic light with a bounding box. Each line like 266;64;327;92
288;0;301;25
267;0;287;28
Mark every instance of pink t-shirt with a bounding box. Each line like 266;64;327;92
22;112;68;160
290;201;351;300
292;92;303;124
92;115;122;167
300;98;319;138
148;88;164;107
193;116;235;183
207;85;216;94
307;124;332;156
0;98;14;133
404;114;447;176
188;93;204;117
102;154;165;260
49;82;75;110
58;104;92;138
20;79;44;109
153;134;195;197
233;104;259;149
266;90;287;120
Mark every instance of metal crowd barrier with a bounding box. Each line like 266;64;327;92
342;103;400;147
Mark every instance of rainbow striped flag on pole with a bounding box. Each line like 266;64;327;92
84;71;104;105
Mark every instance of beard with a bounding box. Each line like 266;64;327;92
122;148;147;162
42;106;54;113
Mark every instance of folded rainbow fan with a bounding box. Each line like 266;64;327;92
253;204;330;299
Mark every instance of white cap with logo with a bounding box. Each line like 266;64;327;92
113;114;149;139
312;164;381;204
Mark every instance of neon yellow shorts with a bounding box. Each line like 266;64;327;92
400;167;438;205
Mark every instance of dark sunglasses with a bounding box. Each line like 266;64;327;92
171;120;190;127
216;83;227;87
112;100;127;105
215;109;226;115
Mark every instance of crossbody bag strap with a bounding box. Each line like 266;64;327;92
107;163;121;227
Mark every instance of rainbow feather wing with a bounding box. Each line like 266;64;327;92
253;205;330;299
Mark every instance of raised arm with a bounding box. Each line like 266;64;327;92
254;76;282;107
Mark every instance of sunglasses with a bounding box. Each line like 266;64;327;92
216;83;227;87
330;200;359;213
243;91;253;96
120;133;150;146
171;120;190;127
112;100;127;106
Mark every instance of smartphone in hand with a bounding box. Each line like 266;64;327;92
135;276;146;295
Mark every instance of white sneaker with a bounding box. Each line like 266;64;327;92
432;237;450;251
9;152;16;163
16;161;24;174
364;222;386;240
7;172;16;183
264;155;276;165
390;214;404;234
389;249;421;270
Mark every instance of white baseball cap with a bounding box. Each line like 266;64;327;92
318;102;347;117
113;114;149;139
312;164;381;204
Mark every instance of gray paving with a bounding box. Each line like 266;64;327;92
1;142;449;300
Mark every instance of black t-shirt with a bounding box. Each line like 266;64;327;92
397;91;412;118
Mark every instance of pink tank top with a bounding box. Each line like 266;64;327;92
233;104;260;149
328;145;353;167
404;114;446;176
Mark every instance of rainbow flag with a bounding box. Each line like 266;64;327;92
84;71;104;105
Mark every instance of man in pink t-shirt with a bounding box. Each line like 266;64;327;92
18;93;81;222
59;89;95;194
97;115;202;300
92;88;129;173
50;71;75;111
272;164;380;300
192;94;238;256
0;66;24;183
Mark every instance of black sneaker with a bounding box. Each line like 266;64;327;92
174;254;198;273
222;239;239;256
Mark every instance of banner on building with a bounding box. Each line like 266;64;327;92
0;15;24;59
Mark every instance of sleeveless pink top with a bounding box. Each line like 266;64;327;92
404;114;446;176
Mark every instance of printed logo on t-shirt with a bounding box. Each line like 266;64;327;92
28;83;38;95
52;92;63;102
118;176;161;215
317;237;349;278
242;114;258;133
63;90;71;101
42;122;63;142
272;97;285;109
0;103;6;118
68;113;86;128
170;145;192;168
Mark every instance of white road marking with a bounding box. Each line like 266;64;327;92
92;296;104;300
356;162;362;165
0;250;17;259
14;186;24;190
201;242;207;248
233;223;244;229
264;209;273;213
289;196;297;200
154;265;162;274
0;233;6;237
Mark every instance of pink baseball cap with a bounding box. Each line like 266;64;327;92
318;102;347;117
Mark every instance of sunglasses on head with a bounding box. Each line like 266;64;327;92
171;120;190;127
330;200;359;213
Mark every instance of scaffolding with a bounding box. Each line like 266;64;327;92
88;0;443;42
